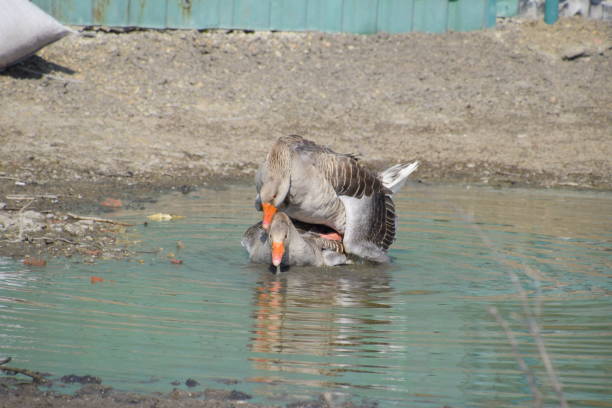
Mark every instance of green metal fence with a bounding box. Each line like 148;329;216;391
496;0;518;17
32;0;497;33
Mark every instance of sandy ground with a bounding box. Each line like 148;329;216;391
2;17;611;191
0;16;611;407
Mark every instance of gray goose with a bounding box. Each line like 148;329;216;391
241;212;347;270
255;135;419;263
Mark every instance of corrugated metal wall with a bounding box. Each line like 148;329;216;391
32;0;497;33
496;0;518;17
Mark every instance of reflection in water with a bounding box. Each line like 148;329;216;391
250;268;392;385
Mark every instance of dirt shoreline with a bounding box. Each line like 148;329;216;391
0;361;372;408
0;376;360;408
0;17;611;405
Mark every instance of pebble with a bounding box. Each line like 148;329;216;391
185;378;199;387
562;46;588;60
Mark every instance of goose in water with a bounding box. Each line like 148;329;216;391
255;135;418;263
242;212;347;270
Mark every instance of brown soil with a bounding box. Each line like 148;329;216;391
0;17;611;405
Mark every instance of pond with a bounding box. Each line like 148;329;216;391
1;183;611;407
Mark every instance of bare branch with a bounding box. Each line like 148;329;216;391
451;203;568;408
66;213;134;227
488;306;542;408
0;365;48;384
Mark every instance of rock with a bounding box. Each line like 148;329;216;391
63;223;87;236
0;213;15;231
228;390;252;400
20;211;46;233
184;378;199;387
562;46;588;60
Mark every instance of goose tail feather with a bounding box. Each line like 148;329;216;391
379;161;419;194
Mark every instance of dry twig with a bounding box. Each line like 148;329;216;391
6;194;59;200
0;358;48;384
66;213;134;227
488;306;543;407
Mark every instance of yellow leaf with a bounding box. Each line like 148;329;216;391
147;213;185;221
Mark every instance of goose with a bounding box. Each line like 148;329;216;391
255;135;418;263
241;212;347;271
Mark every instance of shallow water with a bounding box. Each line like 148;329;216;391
1;184;611;407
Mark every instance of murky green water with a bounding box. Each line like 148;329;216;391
1;184;611;407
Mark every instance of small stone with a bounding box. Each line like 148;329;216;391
228;390;252;400
562;47;588;60
64;223;86;236
185;378;199;387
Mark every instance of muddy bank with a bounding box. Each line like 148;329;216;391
0;373;372;408
0;203;131;260
1;16;611;258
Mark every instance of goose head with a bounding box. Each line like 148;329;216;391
259;171;290;230
268;212;292;267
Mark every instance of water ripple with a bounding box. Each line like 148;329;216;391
1;185;611;407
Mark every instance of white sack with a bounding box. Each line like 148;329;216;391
0;0;74;70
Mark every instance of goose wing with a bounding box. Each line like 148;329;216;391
289;135;396;252
318;153;396;252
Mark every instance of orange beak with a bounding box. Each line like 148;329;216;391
271;241;284;266
261;202;277;230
